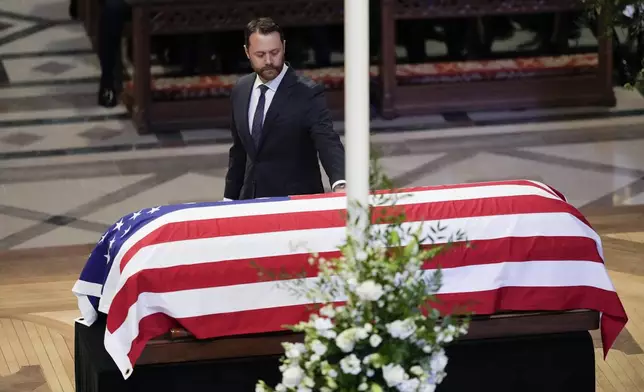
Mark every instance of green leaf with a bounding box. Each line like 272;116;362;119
389;230;401;246
370;383;384;392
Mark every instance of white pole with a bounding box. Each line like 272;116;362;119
344;0;371;243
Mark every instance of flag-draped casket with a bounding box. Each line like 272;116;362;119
72;180;628;380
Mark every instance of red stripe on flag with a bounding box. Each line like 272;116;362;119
107;236;603;333
124;285;626;367
118;195;588;272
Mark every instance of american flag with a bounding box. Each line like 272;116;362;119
72;179;627;380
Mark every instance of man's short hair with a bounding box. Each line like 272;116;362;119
245;17;284;47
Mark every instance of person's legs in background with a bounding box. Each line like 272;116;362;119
69;0;78;20
98;0;128;107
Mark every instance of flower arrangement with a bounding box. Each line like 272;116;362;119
256;157;470;392
581;0;644;88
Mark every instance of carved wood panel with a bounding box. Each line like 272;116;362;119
393;0;585;19
148;0;344;35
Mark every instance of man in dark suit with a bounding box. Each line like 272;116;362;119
224;18;346;200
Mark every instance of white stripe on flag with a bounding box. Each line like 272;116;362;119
73;279;103;297
72;280;104;325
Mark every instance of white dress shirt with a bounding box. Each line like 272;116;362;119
224;65;345;200
248;64;288;132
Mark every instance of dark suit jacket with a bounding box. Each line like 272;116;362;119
224;67;345;200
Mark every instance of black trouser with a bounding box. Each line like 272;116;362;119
98;0;129;88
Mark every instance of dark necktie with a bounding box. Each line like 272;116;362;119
251;85;269;148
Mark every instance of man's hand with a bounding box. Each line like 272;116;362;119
333;183;346;193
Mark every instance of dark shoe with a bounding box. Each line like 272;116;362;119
98;86;118;108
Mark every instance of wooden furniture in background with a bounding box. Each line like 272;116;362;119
123;0;346;133
98;0;615;133
378;0;615;118
77;0;100;50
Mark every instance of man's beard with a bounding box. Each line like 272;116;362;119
255;63;283;81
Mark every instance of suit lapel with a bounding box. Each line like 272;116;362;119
257;67;297;152
234;75;257;158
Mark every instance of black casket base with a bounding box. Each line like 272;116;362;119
75;313;595;392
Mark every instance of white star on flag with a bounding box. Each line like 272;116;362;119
121;226;131;238
109;238;116;249
114;219;124;231
130;210;142;220
104;253;111;264
148;206;161;214
98;233;107;243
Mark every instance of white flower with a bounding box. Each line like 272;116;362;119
410;366;424;376
364;323;373;332
430;349;448;373
320;305;336;318
419;383;436;392
256;384;267;392
624;5;635;18
386;319;417;339
355;280;385;301
314;317;333;331
366;369;375;377
335;328;357;353
358;383;368;391
362;353;380;365
275;384;286;392
282;367;304;388
285;343;306;359
314;318;336;338
436;330;453;344
311;340;328;356
321;329;337;339
369;334;383;347
303;377;315;388
339;354;362;375
356;328;369;340
397;378;420;392
297;387;312;392
382;364;407;387
355;250;368;261
328;369;338;378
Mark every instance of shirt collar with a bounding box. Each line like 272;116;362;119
253;64;289;92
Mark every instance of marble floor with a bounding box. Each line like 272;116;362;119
1;0;644;391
